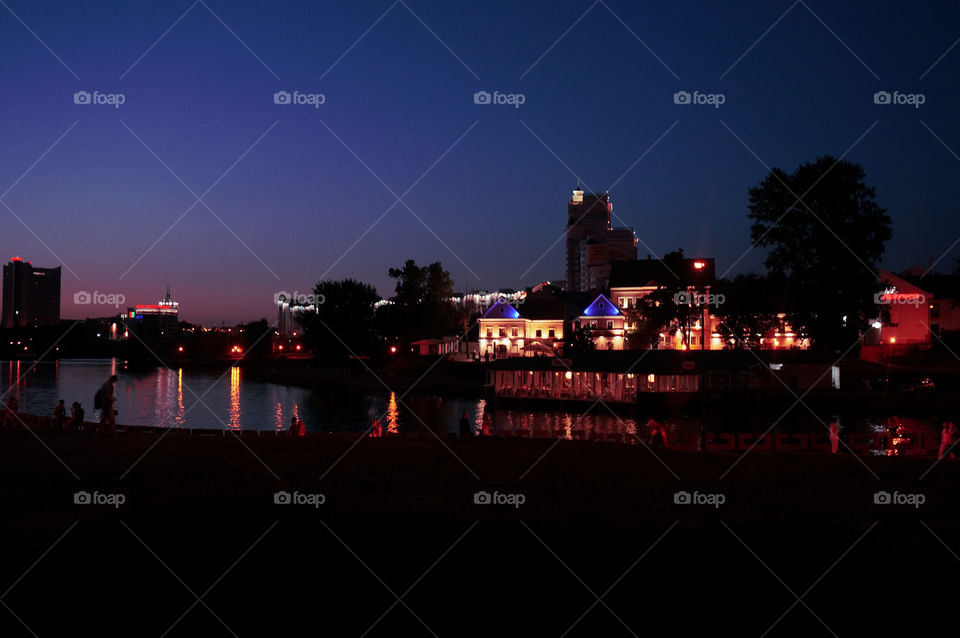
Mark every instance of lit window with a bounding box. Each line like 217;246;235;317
499;328;506;337
486;329;493;338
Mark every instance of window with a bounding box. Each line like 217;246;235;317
619;297;627;308
499;328;506;337
548;329;555;338
511;328;519;337
486;329;493;338
606;321;613;330
535;329;542;337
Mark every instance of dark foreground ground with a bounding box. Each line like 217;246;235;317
0;429;957;637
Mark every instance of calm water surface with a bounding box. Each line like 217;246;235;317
1;359;647;436
0;360;942;453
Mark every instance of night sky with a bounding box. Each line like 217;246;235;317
2;0;959;324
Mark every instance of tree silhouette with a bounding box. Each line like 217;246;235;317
748;156;891;352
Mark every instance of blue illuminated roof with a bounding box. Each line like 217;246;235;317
582;294;621;317
482;299;521;319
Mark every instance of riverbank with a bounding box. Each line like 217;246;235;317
0;427;956;636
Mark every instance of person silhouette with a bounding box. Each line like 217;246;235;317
96;375;118;433
289;415;305;436
459;412;473;437
71;402;85;431
829;417;840;454
939;421;957;459
54;399;66;429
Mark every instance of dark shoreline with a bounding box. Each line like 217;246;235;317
0;428;957;636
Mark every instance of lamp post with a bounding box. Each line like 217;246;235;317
692;260;708;451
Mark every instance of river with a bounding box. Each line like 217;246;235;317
1;359;944;455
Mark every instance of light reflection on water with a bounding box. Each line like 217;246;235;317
0;360;945;450
228;367;241;430
386;392;400;435
1;359;657;437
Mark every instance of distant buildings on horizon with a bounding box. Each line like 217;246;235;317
2;257;61;328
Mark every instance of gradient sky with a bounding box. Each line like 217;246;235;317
2;0;959;324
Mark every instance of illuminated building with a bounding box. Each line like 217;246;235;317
2;257;61;328
566;186;637;292
125;288;179;335
576;294;626;350
862;270;932;357
276;294;317;338
450;289;526;314
609;257;718;350
478;289;567;357
411;337;461;356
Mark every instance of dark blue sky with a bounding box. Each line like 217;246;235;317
2;0;959;323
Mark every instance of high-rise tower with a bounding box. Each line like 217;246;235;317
565;186;637;292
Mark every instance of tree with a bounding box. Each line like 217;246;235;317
624;287;681;349
301;279;379;362
377;260;457;345
242;319;275;360
711;273;809;349
747;156;891;352
621;250;692;350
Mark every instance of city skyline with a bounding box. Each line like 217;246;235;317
2;1;960;323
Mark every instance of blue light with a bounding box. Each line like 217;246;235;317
582;294;621;317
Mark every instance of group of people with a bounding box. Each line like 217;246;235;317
45;374;117;433
52;399;86;430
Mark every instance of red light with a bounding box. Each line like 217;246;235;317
295;345;301;350
178;346;184;352
693;261;706;270
278;345;283;350
11;256;21;262
390;346;397;353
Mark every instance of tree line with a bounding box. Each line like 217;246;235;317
303;155;906;360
